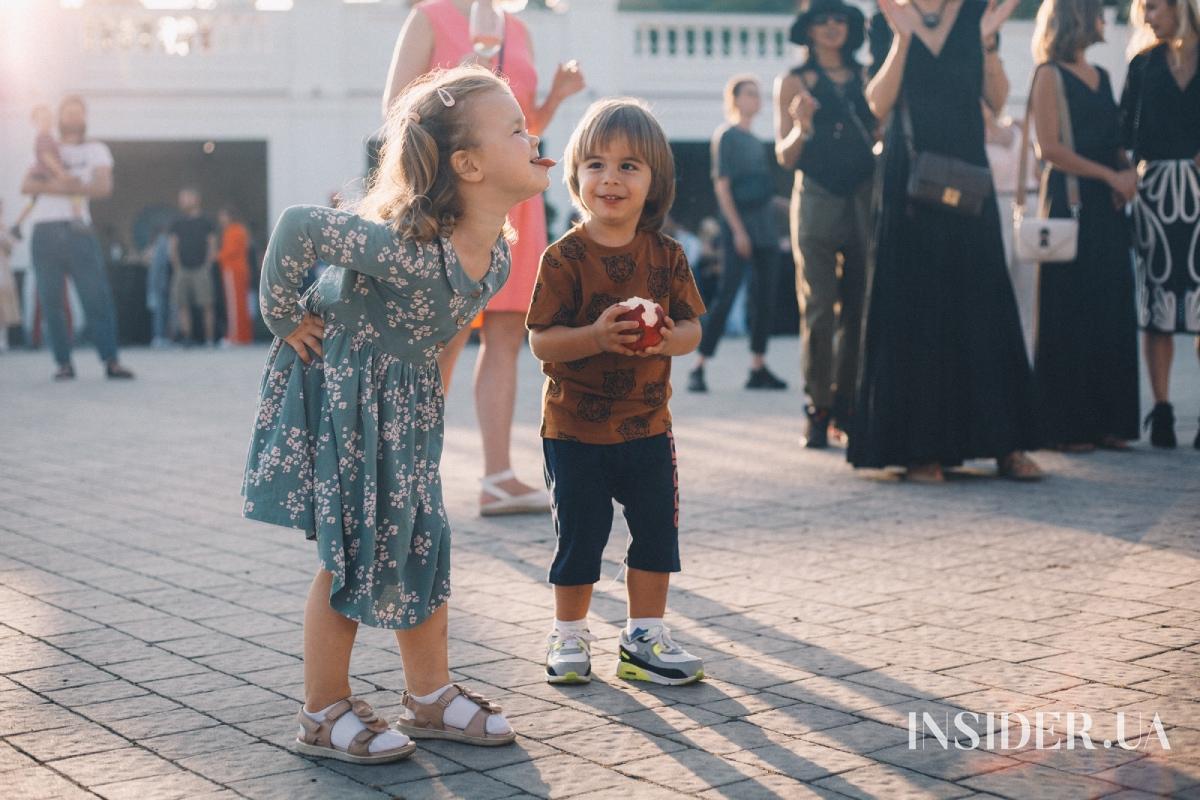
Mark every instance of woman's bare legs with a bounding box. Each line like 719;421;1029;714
474;312;540;503
1145;332;1174;404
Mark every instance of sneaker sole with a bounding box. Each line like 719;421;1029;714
546;670;592;685
616;662;705;686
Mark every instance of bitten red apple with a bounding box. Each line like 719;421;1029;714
616;297;665;351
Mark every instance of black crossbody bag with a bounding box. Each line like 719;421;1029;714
901;100;993;216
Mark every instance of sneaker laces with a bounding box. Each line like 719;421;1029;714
547;630;597;652
636;625;684;655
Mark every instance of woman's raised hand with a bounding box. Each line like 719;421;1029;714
878;0;917;41
981;0;1020;42
549;60;585;102
788;92;820;131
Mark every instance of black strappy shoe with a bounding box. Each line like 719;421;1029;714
53;363;76;381
1143;402;1176;449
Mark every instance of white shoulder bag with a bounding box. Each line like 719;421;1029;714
1013;65;1080;264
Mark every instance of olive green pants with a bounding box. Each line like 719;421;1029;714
791;175;872;411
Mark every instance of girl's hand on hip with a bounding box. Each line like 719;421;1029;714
284;313;325;364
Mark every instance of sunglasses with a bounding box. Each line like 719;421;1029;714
812;13;849;25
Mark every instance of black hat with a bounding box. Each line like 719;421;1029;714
789;0;866;53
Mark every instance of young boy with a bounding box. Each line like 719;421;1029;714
526;98;707;686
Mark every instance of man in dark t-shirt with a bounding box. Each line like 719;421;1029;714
169;187;217;345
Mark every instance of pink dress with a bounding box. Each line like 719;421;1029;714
418;0;545;316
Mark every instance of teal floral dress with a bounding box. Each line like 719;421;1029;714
242;205;509;629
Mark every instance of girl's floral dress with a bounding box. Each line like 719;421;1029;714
242;205;508;628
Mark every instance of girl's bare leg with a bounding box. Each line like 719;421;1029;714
303;570;358;710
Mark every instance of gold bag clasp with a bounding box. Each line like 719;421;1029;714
941;187;961;207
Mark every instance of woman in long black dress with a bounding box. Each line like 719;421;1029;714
1120;0;1200;449
850;0;1043;481
1029;0;1140;451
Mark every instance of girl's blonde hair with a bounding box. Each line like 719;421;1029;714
356;64;512;241
1032;0;1104;63
723;73;759;121
1127;0;1200;60
563;98;676;233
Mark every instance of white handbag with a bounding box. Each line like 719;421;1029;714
1013;65;1080;265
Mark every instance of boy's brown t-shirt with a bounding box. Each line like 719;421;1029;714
525;226;706;444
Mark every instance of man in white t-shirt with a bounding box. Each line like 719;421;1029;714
20;95;134;380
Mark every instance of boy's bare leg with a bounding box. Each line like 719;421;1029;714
554;584;594;622
303;569;358;710
626;567;668;619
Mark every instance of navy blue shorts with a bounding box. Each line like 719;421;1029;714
543;433;681;585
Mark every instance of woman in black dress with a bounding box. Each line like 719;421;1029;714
850;0;1043;481
1028;0;1140;451
1120;0;1200;449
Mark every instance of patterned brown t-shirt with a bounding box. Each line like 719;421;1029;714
526;226;706;444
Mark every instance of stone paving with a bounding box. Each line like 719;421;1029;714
1;335;1198;800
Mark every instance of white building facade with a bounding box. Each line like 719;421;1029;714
0;0;1133;270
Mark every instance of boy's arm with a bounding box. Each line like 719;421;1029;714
528;325;602;363
529;304;641;363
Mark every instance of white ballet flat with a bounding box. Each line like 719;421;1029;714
479;469;552;517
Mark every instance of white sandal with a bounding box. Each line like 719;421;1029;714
479;469;551;517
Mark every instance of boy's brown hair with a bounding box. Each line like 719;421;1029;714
563;98;676;233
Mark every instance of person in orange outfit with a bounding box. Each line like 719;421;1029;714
217;206;253;345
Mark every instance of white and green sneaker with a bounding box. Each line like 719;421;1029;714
545;630;596;684
617;626;705;686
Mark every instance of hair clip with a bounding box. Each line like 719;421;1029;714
406;111;421;124
436;87;456;108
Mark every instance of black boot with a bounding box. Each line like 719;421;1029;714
803;406;830;449
1143;402;1176;449
687;365;707;393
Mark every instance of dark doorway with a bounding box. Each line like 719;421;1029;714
88;140;268;344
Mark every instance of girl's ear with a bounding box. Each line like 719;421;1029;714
450;149;484;184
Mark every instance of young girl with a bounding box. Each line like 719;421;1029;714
242;65;556;763
526;99;708;687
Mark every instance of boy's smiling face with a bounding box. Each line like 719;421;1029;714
576;136;652;236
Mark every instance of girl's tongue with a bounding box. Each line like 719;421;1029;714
532;157;557;168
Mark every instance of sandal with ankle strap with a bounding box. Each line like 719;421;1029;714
479;469;551;517
294;697;415;764
396;684;515;746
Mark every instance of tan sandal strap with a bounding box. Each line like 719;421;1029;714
402;689;449;730
462;707;489;739
297;710;322;744
296;699;358;747
455;684;502;714
349;698;388;733
347;727;377;757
